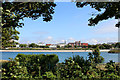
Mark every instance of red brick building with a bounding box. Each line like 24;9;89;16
67;41;88;48
46;44;51;46
81;43;88;48
75;41;81;46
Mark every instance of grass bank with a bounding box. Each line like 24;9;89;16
108;49;120;53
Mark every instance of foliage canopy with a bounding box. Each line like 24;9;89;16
1;2;56;48
76;2;120;27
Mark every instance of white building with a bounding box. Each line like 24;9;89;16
107;42;117;45
16;44;19;48
57;41;67;48
37;42;46;46
57;43;66;48
49;44;57;49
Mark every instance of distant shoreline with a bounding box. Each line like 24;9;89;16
0;50;110;52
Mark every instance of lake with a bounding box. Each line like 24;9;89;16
1;52;119;63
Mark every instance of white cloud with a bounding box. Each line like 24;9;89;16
47;36;53;40
95;26;118;34
44;36;53;43
86;39;98;45
86;37;117;45
68;37;75;42
41;37;75;44
69;37;74;40
94;19;118;34
61;40;65;42
98;37;118;43
44;36;64;44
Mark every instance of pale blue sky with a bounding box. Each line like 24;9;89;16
17;2;118;44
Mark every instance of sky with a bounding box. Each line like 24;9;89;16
17;2;118;45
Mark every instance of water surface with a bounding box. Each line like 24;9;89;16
1;52;119;63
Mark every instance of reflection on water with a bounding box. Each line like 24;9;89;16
2;52;119;63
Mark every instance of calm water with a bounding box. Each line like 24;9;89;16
1;52;119;63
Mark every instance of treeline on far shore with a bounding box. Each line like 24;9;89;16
108;49;120;53
1;42;120;51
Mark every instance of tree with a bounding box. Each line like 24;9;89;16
92;47;104;63
29;43;37;48
45;45;49;48
99;45;105;49
74;45;77;48
2;27;20;48
2;2;56;28
65;45;72;48
19;44;27;48
57;45;60;48
102;43;112;49
115;42;120;48
58;57;83;79
73;55;91;74
93;46;100;57
76;2;120;27
2;2;56;48
88;52;94;64
105;60;116;72
88;44;98;49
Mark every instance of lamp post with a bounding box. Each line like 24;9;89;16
118;18;120;43
116;11;120;63
115;11;120;42
118;17;120;62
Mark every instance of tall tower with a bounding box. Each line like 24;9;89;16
64;40;66;44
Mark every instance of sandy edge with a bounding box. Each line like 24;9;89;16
0;60;9;62
0;50;110;52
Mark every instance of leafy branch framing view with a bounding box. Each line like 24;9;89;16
0;0;120;79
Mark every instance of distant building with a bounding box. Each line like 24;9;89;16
58;43;66;48
68;41;81;48
81;43;88;48
49;44;57;49
38;42;46;46
68;43;74;47
57;41;67;48
107;42;116;45
16;44;19;48
46;44;51;46
75;41;81;46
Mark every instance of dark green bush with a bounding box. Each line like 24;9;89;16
42;71;56;79
2;58;28;79
2;54;59;79
57;57;84;79
1;52;120;79
16;54;59;75
73;55;91;74
89;47;104;64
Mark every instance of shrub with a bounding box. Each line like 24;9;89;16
72;55;91;74
1;53;120;79
42;71;56;79
90;47;104;64
57;57;84;79
2;54;59;79
2;58;28;79
16;54;59;75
